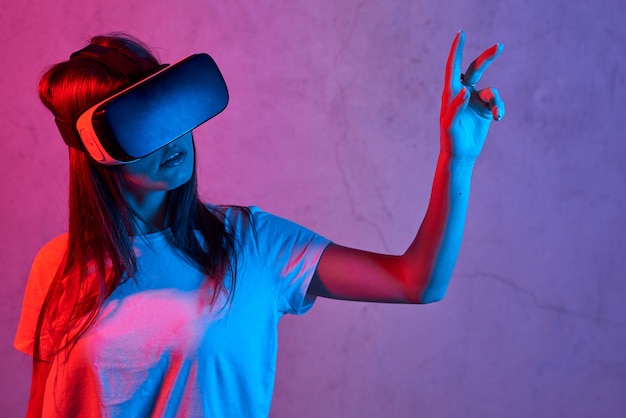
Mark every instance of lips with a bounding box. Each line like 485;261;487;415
160;148;186;168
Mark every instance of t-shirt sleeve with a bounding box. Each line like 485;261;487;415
14;234;67;359
245;207;331;315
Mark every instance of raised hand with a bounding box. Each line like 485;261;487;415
440;31;504;162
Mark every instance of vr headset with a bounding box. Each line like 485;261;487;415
55;44;229;165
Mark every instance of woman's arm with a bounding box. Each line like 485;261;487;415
308;31;504;304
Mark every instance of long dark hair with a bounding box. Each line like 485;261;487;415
34;34;239;365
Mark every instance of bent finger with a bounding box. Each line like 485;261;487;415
477;86;505;121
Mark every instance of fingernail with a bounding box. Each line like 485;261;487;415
493;106;500;120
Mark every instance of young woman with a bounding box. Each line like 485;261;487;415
15;31;504;417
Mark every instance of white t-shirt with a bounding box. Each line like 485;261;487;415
14;206;331;417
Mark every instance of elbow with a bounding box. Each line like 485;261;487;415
401;251;455;304
404;288;446;304
414;284;448;304
419;291;445;304
401;261;451;304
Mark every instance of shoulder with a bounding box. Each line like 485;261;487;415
208;205;297;237
216;204;258;224
207;204;329;242
22;233;68;318
32;233;68;273
25;233;68;296
205;204;259;235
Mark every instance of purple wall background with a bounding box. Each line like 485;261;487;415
1;0;624;417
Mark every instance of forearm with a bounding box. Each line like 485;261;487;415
403;152;474;303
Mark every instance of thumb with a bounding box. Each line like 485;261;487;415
443;87;469;127
451;87;470;118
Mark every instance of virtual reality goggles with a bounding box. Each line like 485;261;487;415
55;45;229;165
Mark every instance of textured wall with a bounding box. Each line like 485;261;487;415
1;0;625;417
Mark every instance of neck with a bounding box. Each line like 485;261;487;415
123;188;169;235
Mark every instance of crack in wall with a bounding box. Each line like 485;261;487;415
329;0;393;253
459;271;626;327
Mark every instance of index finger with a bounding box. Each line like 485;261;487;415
444;30;465;95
